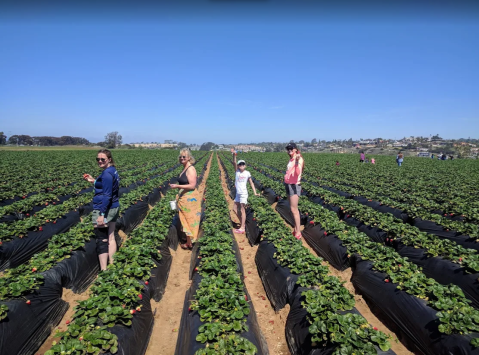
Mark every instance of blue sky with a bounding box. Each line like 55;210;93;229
0;2;478;144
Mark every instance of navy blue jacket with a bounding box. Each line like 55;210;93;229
93;166;120;214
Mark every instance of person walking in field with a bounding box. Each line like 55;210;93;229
396;152;404;166
371;158;375;164
284;143;304;240
360;152;365;163
231;149;259;234
83;149;120;271
169;149;201;250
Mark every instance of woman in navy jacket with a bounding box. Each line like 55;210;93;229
83;149;120;270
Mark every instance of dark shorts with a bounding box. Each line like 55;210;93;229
284;183;302;196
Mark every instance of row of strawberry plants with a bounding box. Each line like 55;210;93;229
0;160;163;218
305;171;479;237
246;161;479;349
301;154;479;225
0;159;190;321
44;187;178;355
0;150;181;202
184;155;259;354
218;154;393;354
0;155;183;242
245;159;479;273
243;152;479;227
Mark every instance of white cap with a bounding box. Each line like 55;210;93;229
237;160;246;165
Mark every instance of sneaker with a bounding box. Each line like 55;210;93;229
234;229;245;234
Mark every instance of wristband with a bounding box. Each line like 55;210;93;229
100;212;105;216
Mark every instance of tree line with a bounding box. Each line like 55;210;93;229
0;131;123;149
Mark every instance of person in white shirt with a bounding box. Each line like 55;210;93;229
232;151;259;234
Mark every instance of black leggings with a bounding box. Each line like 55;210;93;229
94;227;109;254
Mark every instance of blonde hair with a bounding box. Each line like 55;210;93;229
179;148;195;164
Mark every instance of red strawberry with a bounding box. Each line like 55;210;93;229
398;264;402;267
39;227;43;231
45;202;48;206
145;281;149;285
459;258;463;262
22;196;26;199
138;294;142;300
450;213;454;216
373;327;378;331
244;295;248;301
136;306;141;312
253;218;256;221
53;221;56;224
79;336;84;341
248;271;251;274
122;304;126;308
53;202;56;205
384;279;390;283
26;213;30;216
323;232;327;236
195;267;198;271
66;320;70;324
188;307;192;311
26;300;31;305
32;267;37;272
310;221;314;225
130;309;136;314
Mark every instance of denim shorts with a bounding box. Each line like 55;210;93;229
284;183;302;196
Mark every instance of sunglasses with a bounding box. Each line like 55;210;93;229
96;158;107;162
286;148;294;151
179;156;187;159
238;163;246;166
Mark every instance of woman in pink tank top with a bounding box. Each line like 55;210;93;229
284;143;304;240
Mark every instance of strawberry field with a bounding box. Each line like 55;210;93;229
2;150;479;355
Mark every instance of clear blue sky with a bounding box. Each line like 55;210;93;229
1;1;478;144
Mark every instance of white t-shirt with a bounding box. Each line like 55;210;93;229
235;170;251;195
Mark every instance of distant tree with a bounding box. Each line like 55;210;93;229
456;145;472;158
104;132;123;149
199;142;215;151
0;132;7;145
290;140;295;143
8;135;34;145
311;138;317;145
299;140;305;144
177;142;188;149
432;134;442;140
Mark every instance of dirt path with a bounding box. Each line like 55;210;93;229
145;154;213;355
217;155;290;355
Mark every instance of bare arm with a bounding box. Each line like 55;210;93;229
170;166;197;191
232;152;237;171
249;178;259;196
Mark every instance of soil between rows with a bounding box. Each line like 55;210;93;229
217;155;290;355
145;154;213;355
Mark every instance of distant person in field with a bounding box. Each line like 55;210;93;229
396;152;404;166
169;149;200;250
336;161;340;166
83;149;120;271
284;143;304;240
365;157;369;163
431;154;434;159
371;158;376;164
360;152;365;163
230;149;259;234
